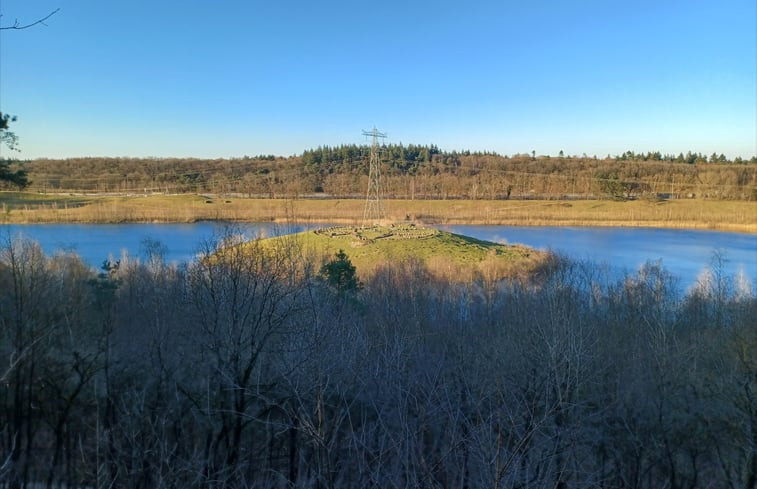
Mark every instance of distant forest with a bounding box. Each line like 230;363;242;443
4;145;757;200
1;231;755;488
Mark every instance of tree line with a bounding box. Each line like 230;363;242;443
0;230;755;488
4;146;756;200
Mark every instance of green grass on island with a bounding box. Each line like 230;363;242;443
254;223;549;281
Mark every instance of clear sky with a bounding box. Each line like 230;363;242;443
1;0;755;159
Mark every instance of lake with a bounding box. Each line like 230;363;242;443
0;222;311;267
445;225;756;290
1;222;755;290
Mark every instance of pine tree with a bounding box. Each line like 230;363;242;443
320;249;361;295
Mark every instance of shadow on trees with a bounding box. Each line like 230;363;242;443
0;231;755;488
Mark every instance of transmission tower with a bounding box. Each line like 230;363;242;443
362;127;386;227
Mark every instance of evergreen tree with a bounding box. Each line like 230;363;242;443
0;112;29;189
0;112;19;151
320;249;361;295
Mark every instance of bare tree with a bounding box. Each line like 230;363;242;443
0;8;60;31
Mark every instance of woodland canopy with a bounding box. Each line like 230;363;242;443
5;146;756;200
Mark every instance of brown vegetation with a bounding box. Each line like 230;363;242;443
1;231;755;488
1;193;755;232
4;146;754;231
9;148;757;201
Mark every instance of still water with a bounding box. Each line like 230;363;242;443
0;222;312;267
1;223;755;289
444;225;756;289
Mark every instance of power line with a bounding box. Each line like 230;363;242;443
362;127;387;227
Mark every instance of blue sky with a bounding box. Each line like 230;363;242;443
1;0;755;159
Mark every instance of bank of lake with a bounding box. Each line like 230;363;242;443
1;193;755;233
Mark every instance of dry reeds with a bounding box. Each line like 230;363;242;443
0;194;754;233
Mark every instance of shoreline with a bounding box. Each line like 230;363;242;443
1;194;755;233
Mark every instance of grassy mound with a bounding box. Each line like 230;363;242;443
257;224;548;281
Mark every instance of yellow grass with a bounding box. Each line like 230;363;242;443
1;192;755;233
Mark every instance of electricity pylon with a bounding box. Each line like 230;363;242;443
362;127;386;227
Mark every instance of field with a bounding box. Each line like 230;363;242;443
0;191;755;232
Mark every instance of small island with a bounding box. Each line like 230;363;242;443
253;223;549;282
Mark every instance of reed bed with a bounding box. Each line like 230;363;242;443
1;193;754;232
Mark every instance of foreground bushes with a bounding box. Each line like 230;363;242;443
0;233;755;488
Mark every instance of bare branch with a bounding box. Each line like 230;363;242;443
0;8;60;30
